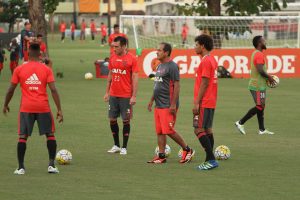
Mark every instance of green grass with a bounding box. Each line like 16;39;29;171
0;35;299;200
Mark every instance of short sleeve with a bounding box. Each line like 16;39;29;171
201;59;212;78
254;52;265;65
169;63;180;81
131;56;139;73
108;56;113;70
11;68;19;84
47;68;55;83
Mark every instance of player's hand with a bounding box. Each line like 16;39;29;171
169;104;176;115
104;93;109;102
57;110;63;123
268;75;276;87
2;106;10;115
147;101;153;112
192;103;200;115
130;96;136;105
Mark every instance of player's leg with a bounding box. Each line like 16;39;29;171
119;98;132;154
257;91;274;134
107;96;121;153
205;109;215;148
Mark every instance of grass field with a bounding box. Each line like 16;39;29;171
0;36;299;200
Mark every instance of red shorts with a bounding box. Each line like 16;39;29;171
0;62;3;70
10;60;18;71
154;108;177;135
23;50;29;61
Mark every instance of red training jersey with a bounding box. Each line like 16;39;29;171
101;25;107;36
11;61;55;113
181;26;189;38
109;52;139;98
60;23;66;33
90;22;96;33
71;23;75;32
193;55;218;108
253;51;265;66
109;33;127;54
81;22;86;31
40;42;47;53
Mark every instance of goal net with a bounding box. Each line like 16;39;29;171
120;15;300;50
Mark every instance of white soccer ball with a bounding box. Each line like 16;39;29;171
267;75;280;88
155;144;171;157
56;149;72;165
84;72;93;80
214;145;231;160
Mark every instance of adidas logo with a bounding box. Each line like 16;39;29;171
25;73;41;85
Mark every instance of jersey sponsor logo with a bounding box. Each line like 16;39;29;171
25;73;41;85
112;68;127;75
153;76;163;82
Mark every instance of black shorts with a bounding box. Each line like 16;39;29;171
250;90;266;107
19;112;55;136
108;96;132;120
194;108;215;129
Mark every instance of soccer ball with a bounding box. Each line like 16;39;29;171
56;149;72;165
214;145;231;160
266;75;280;88
84;72;93;80
155;144;171;157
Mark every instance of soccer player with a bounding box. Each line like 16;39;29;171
235;36;276;135
100;22;107;45
181;23;189;46
108;24;127;55
80;19;86;41
0;46;6;75
37;34;47;59
193;34;219;170
8;39;20;74
21;21;34;61
70;21;76;41
147;42;194;164
2;43;63;175
103;36;138;155
90;19;96;41
60;20;66;43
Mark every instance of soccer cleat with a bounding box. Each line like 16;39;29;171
107;145;121;153
235;121;246;135
258;129;274;135
147;156;167;164
48;166;59;174
120;148;127;155
196;160;219;170
180;148;195;163
14;168;25;175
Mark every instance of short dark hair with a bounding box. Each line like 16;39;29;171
24;21;30;26
37;34;43;38
114;24;119;29
114;36;127;46
253;35;262;48
195;34;214;51
29;43;40;58
160;42;172;56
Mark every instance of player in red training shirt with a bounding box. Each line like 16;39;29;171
37;34;47;59
181;23;189;46
108;24;127;55
90;19;96;41
70;21;76;41
2;43;63;175
80;19;86;41
60;20;66;43
100;22;107;45
193;34;219;170
104;36;138;155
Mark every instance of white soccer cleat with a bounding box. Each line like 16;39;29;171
120;148;127;155
235;121;246;135
14;168;25;175
48;166;59;174
107;145;121;153
258;129;274;135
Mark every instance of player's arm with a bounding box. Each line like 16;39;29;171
256;64;276;85
193;77;209;115
48;82;63;123
130;72;138;105
104;70;112;102
169;81;179;115
3;83;17;115
147;95;154;112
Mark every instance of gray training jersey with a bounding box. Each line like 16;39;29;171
153;60;180;108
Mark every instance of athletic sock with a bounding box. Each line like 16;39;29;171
184;145;190;152
122;122;130;148
197;132;215;161
257;109;265;131
47;140;57;167
17;142;26;169
207;134;214;149
158;153;166;159
240;107;258;125
110;121;120;147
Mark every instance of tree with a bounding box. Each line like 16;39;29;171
45;0;65;34
0;0;28;32
115;0;123;25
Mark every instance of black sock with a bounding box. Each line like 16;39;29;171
207;134;214;148
122;122;130;148
257;109;265;131
240;107;258;125
158;153;166;159
197;133;215;161
110;121;120;147
47;140;57;167
184;145;190;152
17;142;26;169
